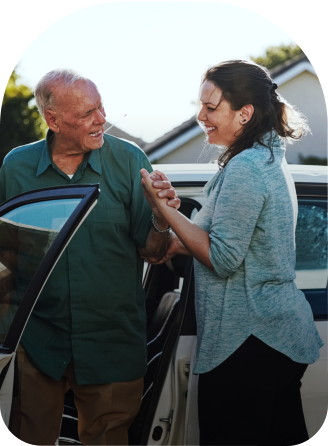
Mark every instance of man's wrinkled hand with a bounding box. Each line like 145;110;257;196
140;232;178;264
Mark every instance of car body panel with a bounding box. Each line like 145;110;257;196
158;163;328;184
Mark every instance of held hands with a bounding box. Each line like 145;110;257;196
140;169;180;213
140;231;180;264
140;168;180;264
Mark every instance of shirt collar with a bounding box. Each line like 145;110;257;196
36;129;103;177
87;145;102;175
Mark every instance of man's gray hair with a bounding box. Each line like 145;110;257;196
34;69;89;118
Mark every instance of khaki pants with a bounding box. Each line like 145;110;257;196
9;345;144;445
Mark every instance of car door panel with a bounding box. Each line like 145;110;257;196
141;259;193;443
140;199;201;445
183;335;198;446
0;184;100;427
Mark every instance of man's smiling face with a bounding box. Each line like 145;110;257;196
51;79;107;153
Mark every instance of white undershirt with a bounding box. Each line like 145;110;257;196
67;174;73;179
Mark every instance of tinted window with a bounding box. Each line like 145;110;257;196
295;199;327;290
0;199;81;344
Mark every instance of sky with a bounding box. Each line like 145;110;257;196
0;1;327;144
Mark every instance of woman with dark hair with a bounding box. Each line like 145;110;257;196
141;60;323;446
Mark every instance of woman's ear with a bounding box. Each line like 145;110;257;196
239;104;254;125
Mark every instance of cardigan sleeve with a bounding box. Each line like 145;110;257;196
209;158;267;278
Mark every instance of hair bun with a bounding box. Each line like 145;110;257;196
270;82;278;93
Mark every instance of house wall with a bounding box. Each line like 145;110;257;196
157;132;216;164
278;71;327;164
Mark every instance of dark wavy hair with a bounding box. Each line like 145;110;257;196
198;60;310;167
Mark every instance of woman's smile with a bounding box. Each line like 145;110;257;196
205;125;217;134
197;80;242;146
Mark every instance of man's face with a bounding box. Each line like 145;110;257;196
53;80;106;153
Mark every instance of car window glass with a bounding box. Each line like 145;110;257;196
0;199;81;344
295;199;327;290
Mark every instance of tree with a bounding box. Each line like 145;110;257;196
0;69;47;167
299;154;327;166
250;44;304;70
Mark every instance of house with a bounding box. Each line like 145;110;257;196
144;116;206;164
143;55;327;165
104;121;146;149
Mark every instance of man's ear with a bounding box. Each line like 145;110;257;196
44;109;60;133
239;104;254;125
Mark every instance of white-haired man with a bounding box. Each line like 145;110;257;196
0;69;179;445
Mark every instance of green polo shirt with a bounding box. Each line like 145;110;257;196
0;131;153;384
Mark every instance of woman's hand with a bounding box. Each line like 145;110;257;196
141;169;180;210
141;169;180;231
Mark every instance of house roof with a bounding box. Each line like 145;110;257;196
271;54;315;86
104;121;146;148
143;115;199;155
144;54;317;161
270;54;309;78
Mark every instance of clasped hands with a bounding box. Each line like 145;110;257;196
140;168;180;264
141;168;179;212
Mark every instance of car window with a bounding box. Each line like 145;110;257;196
295;199;327;290
0;199;81;345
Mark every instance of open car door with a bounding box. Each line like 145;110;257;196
0;184;99;427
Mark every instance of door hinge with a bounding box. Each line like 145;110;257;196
159;409;174;432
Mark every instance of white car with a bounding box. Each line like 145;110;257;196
0;164;327;445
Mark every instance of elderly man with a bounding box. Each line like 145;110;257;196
0;69;178;445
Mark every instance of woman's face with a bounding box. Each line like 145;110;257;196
197;80;243;146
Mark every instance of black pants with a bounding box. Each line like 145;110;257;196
198;335;309;446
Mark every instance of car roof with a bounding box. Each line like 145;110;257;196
156;164;328;184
